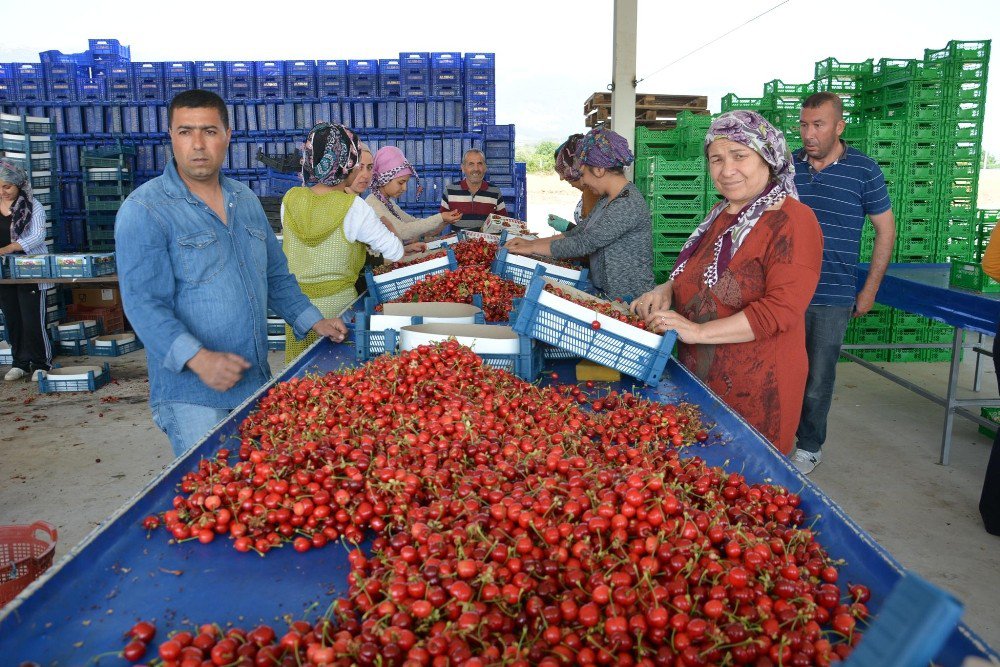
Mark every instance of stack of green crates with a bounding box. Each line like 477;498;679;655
974;209;1000;260
634;111;714;283
82;143;135;252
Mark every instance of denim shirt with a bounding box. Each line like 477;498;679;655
115;160;323;409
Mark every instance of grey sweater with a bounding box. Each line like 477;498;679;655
550;182;655;301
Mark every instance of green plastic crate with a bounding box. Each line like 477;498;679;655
890;348;924;363
648;192;705;214
651;211;703;233
896;236;936;256
763;79;813;96
891;328;924;344
949;261;1000;293
720;93;765;111
652;231;690;253
979;407;1000;439
815;57;874;78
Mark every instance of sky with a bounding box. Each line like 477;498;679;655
1;0;997;153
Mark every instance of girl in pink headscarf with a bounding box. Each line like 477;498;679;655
365;146;462;242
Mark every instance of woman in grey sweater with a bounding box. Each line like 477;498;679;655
505;127;655;301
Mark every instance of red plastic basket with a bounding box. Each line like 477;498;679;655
0;522;58;606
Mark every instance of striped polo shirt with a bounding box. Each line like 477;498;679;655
440;178;507;231
794;143;892;306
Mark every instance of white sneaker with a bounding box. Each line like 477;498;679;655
4;367;28;381
30;369;45;381
792;448;822;474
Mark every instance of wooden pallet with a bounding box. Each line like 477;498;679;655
583;92;709;129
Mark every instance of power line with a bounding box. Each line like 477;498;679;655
635;0;792;85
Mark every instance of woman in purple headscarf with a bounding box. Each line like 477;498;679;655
547;133;600;233
631;111;823;455
505;127;655;302
365;146;463;242
0;158;51;381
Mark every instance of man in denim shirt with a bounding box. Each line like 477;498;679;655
116;90;347;456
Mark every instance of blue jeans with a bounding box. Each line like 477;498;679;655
151;401;230;457
796;304;854;454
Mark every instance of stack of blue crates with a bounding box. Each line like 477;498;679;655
0;40;520;251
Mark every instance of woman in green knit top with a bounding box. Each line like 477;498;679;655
281;123;405;360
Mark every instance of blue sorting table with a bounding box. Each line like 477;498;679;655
852;263;1000;464
0;329;997;665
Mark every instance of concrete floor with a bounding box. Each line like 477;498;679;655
0;347;997;651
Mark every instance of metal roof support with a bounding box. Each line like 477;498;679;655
611;0;638;179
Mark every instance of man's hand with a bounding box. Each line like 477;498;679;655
854;289;877;317
186;349;251;392
313;317;348;343
442;209;463;223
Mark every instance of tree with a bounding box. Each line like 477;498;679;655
515;141;562;173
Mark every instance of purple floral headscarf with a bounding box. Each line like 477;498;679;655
301;122;360;187
0;158;33;237
578;127;634;169
670;111;797;288
554;134;584;181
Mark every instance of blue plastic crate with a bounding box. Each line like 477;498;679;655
364;248;458;303
378;58;401;97
255;60;284;78
87;334;143;357
57;338;90;356
37;362;111;393
317;60;347;97
76;75;104;101
194;61;225;96
842;572;963;667
285;60;316;98
54;319;103;341
224;61;255;99
512;266;675;384
427;99;463;129
351;101;375;128
88;39;130;61
267;335;285;351
163;61;194;84
50;252;115;278
484;124;515;142
465;101;496;131
492;248;591;290
10;254;52;278
463;53;495;91
486;334;543;381
354;323;398;364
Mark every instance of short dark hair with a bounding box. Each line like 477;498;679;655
802;92;844;119
168;89;230;130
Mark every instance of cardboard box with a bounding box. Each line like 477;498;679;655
72;287;120;307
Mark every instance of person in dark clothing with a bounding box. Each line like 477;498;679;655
0;158;52;381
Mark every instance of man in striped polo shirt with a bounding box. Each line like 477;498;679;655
440;149;507;232
792;92;896;474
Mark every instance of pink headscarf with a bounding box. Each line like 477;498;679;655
371;146;419;218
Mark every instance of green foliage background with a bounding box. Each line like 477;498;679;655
516;141;561;173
